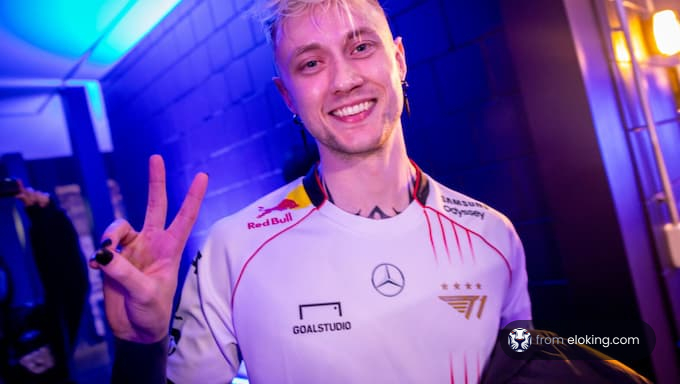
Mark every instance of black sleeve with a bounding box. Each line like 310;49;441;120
25;199;89;296
111;337;169;384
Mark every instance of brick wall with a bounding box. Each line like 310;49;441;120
102;0;563;317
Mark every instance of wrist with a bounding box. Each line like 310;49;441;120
115;330;169;344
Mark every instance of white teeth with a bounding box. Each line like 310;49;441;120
332;101;373;117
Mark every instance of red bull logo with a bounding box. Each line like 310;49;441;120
247;198;302;230
256;198;299;218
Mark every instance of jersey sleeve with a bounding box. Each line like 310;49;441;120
167;223;241;383
500;223;532;327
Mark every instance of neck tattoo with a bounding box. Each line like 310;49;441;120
321;171;416;220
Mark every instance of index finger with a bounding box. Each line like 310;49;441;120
143;155;168;231
167;172;208;245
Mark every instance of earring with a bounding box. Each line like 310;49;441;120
401;80;411;118
292;113;303;126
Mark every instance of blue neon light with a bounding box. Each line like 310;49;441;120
89;1;181;64
0;0;180;65
84;81;103;118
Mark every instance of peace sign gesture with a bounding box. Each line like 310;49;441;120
90;155;208;343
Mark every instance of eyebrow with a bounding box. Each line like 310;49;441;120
293;43;322;58
291;27;380;58
345;27;379;42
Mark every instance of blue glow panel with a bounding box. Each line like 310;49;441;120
84;81;103;118
0;0;129;59
0;0;180;65
90;1;181;64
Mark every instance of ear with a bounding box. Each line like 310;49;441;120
273;77;297;113
394;36;407;81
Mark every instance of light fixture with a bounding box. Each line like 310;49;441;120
652;9;680;56
613;0;680;268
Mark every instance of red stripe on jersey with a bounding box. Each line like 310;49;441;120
471;231;512;286
231;208;319;309
412;159;422;202
312;166;328;208
422;209;439;264
464;352;469;384
437;213;451;263
451;221;463;264
425;206;512;287
466;231;476;264
449;352;455;384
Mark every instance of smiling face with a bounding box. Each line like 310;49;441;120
272;0;407;161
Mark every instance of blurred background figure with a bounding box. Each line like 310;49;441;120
0;179;89;384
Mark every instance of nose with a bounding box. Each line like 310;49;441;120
330;58;363;94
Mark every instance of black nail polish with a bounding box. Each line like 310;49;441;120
100;238;112;248
94;248;114;266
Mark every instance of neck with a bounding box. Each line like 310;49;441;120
318;134;415;220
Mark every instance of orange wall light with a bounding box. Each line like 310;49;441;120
652;9;680;56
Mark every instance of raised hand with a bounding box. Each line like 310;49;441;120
15;179;50;208
90;155;208;343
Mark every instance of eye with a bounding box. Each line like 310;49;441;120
297;58;323;74
352;42;374;56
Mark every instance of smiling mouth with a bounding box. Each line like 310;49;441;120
330;100;376;118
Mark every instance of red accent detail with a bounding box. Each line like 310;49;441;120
313;166;327;208
231;208;319;308
437;213;451;263
467;231;476;264
425;206;512;287
464;352;469;384
410;159;422;203
472;229;512;285
451;221;463;264
450;352;455;384
256;198;299;218
422;209;438;264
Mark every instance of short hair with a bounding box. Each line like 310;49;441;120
255;0;386;47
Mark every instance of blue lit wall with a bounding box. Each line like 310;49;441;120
101;0;561;322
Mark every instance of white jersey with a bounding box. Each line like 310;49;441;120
167;164;531;384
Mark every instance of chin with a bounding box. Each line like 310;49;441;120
325;136;389;158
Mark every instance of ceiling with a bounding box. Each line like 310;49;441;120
0;0;180;159
0;0;181;82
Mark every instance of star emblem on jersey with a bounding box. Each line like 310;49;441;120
371;263;405;297
438;295;488;319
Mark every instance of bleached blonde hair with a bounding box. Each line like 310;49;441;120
255;0;386;47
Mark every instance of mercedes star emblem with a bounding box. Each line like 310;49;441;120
371;263;405;297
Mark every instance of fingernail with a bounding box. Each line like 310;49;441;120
92;248;114;266
100;238;112;248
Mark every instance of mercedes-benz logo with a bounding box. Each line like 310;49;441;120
371;263;405;297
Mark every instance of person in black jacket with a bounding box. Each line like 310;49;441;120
5;181;90;384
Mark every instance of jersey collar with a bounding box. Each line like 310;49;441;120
301;161;430;208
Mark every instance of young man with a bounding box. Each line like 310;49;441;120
93;0;531;382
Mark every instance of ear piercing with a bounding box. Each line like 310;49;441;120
401;80;411;117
